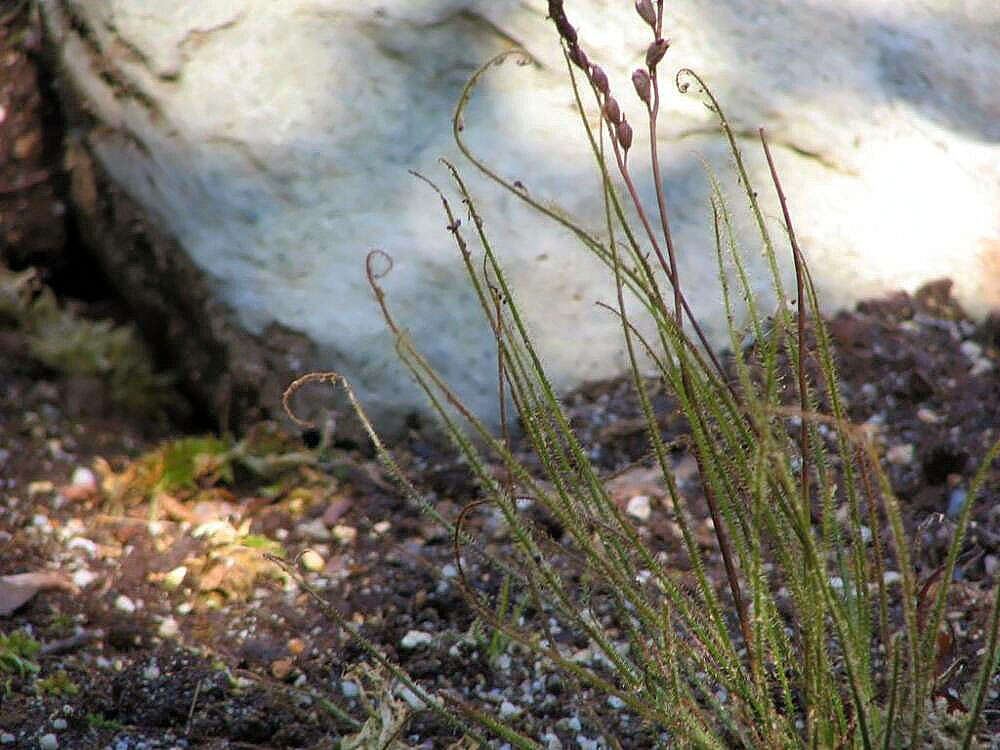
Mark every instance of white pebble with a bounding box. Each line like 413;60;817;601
607;695;625;709
970;357;994;377
67;537;98;557
72;569;97;588
39;735;58;750
332;525;357;544
885;444;914;466
114;595;136;614
300;549;324;572
298;518;331;542
960;340;982;359
499;700;522;719
626;495;651;521
984;555;999;578
70;467;96;489
143;662;161;680
51;720;66;731
341;680;360;698
163;566;187;591
399;630;433;650
158;616;180;638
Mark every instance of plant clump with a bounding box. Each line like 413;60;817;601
285;1;1000;746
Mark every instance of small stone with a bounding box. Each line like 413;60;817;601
970;357;994;377
300;549;324;571
332;525;357;544
341;680;360;698
158;616;180;638
441;563;458;579
576;737;599;750
0;733;13;744
885;444;914;466
39;734;58;750
287;637;306;655
65;525;99;550
372;521;391;535
271;658;295;680
143;662;161;680
984;555;999;578
626;495;651;521
947;487;968;520
400;630;433;650
298;518;331;542
499;700;522;719
163;566;188;591
883;571;902;585
72;568;97;588
959;340;982;359
916;407;943;424
51;719;67;731
114;595;136;613
607;695;625;709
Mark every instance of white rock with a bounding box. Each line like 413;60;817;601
499;700;522;719
114;594;136;614
70;466;95;490
71;568;97;588
625;495;652;522
67;537;98;557
39;734;58;750
158;616;180;638
885;444;914;466
38;1;1000;433
163;566;188;591
143;662;161;680
340;680;360;698
299;549;324;572
400;630;433;650
298;518;331;542
331;525;357;544
0;733;13;745
51;720;66;731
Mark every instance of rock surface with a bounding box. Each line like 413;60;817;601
37;0;1000;434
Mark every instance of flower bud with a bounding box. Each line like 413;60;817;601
553;13;577;44
616;119;633;152
645;37;670;69
568;44;589;71
635;0;656;29
632;68;651;104
604;97;622;124
589;64;609;96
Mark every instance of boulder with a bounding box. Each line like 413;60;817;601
37;0;1000;435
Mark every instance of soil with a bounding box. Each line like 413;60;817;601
2;4;1000;749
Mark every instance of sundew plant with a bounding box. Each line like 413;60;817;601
284;1;1000;747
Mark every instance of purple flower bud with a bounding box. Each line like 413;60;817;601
635;0;656;29
604;97;622;124
617;119;633;152
568;44;589;71
645;37;670;69
632;68;651;104
590;64;609;96
553;13;577;44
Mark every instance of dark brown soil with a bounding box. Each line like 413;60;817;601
2;4;999;749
